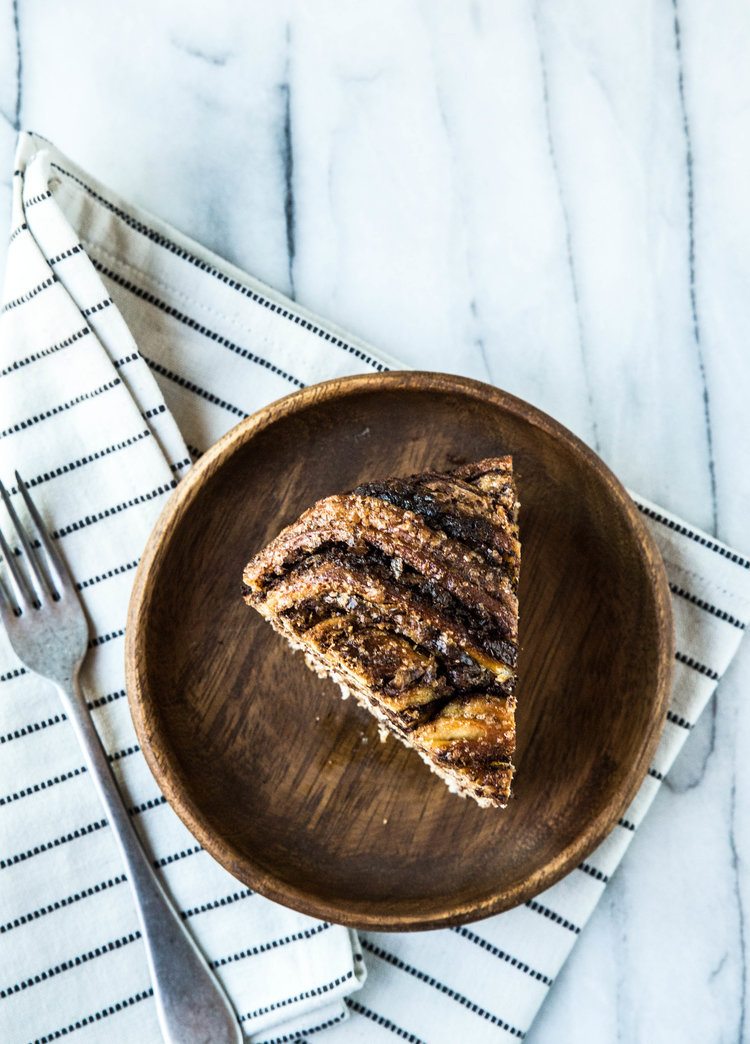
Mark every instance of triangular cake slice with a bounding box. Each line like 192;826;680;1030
242;457;520;808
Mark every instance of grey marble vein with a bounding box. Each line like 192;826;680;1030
533;4;600;454
729;774;747;1043
426;29;494;385
279;25;295;300
468;298;492;383
665;697;717;793
170;38;231;68
11;0;21;131
672;0;718;536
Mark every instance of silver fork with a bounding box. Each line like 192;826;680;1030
0;473;242;1044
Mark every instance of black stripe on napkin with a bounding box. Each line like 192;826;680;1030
667;711;693;730
0;666;27;683
0;744;141;811
675;650;720;681
76;559;139;591
109;744;140;763
23;189;52;208
140;355;248;418
5;833;195;878
52;161;388;372
0;819;108;870
578;862;609;883
0;765;87;806
361;942;524;1039
50;480;176;538
0;378;121;439
669;583;746;629
4;543;134;598
212;922;331;968
112;351;141;369
80;298;113;318
0;875;127;935
47;244;84;265
88;688;127;710
636;503;750;569
0;930;141;999
141;403;166;420
1;275;56;313
238;970;357;1023
524;899;580;934
88;628;125;649
32;987;153;1043
347;1000;426;1044
6;428;153;492
0;876;249;938
182;888;254;920
153;844;202;869
260;1008;348;1044
0;327;91;378
0;712;65;744
128;795;167;817
452;924;553;985
92;259;305;389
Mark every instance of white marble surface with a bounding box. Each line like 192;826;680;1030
1;2;749;1041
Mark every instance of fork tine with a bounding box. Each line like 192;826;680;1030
0;564;18;622
0;477;50;603
13;472;68;596
0;525;32;610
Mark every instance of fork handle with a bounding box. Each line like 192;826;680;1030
57;672;242;1044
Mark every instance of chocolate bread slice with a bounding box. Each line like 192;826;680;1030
242;457;520;807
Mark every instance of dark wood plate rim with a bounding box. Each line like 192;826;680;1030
125;371;674;931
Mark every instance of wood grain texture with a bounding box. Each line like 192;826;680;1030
126;372;674;931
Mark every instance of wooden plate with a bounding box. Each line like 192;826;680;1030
126;372;673;930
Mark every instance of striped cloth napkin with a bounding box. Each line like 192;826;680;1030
1;132;748;1044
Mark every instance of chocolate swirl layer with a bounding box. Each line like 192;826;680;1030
243;456;520;808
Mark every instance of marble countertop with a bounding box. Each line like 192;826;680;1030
1;3;748;1041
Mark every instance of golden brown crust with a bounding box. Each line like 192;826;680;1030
243;493;517;638
243;456;520;808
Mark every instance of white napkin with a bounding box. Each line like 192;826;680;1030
1;132;748;1044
